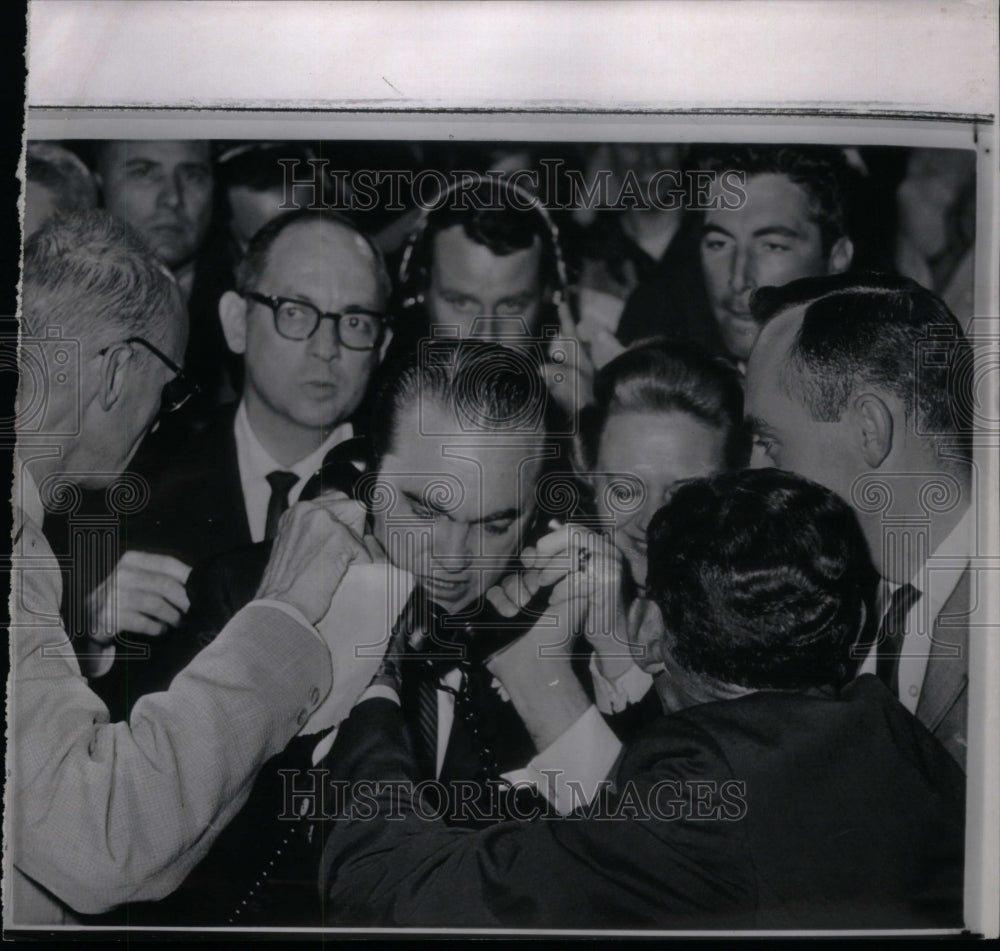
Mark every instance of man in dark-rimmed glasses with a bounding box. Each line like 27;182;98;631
132;208;391;557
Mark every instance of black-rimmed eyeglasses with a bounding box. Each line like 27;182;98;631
245;291;386;350
99;337;200;415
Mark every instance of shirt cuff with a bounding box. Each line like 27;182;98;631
589;653;654;714
502;705;621;815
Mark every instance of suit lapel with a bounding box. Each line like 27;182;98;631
916;568;970;732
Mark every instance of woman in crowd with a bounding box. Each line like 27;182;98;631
578;337;750;589
522;338;750;717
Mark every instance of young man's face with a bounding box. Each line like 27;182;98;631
426;225;546;338
96;141;213;270
701;172;850;363
371;399;543;614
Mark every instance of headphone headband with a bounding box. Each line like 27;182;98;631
397;172;569;310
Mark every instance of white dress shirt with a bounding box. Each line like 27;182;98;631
233;401;353;543
857;504;973;714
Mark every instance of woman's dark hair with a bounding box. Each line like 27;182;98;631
577;337;750;474
645;468;875;691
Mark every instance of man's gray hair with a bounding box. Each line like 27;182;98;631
21;209;186;349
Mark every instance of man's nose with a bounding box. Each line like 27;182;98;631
431;520;474;569
307;316;342;360
729;245;756;295
157;171;183;210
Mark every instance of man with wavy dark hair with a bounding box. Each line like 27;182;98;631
317;467;964;930
618;145;855;366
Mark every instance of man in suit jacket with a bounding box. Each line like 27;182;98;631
87;339;614;926
77;209;393;714
317;467;966;930
6;211;383;926
744;272;974;767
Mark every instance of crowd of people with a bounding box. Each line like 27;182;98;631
8;138;976;931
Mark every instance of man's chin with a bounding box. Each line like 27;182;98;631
715;314;760;362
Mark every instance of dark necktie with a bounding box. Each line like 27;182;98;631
264;470;299;541
416;676;440;778
876;582;922;696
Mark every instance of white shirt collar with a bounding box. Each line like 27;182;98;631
864;501;973;712
234;401;353;543
912;500;973;625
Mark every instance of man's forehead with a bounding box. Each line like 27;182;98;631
706;172;814;222
382;435;546;473
263;219;379;282
103;140;211;166
432;226;542;276
747;305;805;387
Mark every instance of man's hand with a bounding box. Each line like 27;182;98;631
485;571;590;752
84;551;192;645
484;525;603;751
256;497;379;626
488;524;634;678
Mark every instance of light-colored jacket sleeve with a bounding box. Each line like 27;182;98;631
7;516;333;920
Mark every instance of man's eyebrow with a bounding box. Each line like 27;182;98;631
497;292;534;303
401;490;518;524
470;507;519;525
752;225;808;240
401;488;448;513
701;222;734;238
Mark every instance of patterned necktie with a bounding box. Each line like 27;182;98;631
415;669;441;778
876;582;922;696
264;470;299;541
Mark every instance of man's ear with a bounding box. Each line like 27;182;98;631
627;597;667;670
378;326;394;362
826;235;854;274
855;599;868;643
218;290;248;355
853;392;894;468
98;342;134;412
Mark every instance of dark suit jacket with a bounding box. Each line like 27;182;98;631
613;215;721;355
319;676;966;930
126;402;250;564
88;406;250;717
